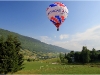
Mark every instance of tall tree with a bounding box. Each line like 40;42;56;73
64;53;67;58
70;51;74;57
0;36;7;74
90;48;97;62
59;53;68;64
81;46;90;63
66;53;72;63
74;52;81;62
0;35;24;74
59;53;64;63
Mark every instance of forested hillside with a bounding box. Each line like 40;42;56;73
0;28;70;53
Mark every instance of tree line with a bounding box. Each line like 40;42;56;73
59;46;100;64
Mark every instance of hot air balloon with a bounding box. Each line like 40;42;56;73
46;2;69;31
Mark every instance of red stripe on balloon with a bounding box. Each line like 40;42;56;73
50;17;59;23
46;7;49;11
61;16;65;22
54;2;65;7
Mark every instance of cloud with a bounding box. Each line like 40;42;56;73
71;25;100;41
54;36;56;38
59;34;69;40
40;36;54;44
39;25;100;51
52;41;82;51
53;26;100;51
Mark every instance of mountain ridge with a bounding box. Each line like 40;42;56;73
0;28;70;53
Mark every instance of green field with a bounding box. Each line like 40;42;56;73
15;61;100;74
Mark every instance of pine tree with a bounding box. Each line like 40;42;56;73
81;46;90;63
90;48;97;62
0;35;24;74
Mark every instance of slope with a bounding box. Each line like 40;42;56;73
0;28;70;53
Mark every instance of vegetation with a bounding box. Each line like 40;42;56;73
60;46;100;64
0;35;24;74
0;28;70;53
59;53;68;64
15;61;100;74
1;28;100;74
15;46;100;74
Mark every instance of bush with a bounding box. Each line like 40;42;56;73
63;59;68;64
27;58;32;62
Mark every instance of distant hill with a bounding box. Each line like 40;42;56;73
0;28;70;53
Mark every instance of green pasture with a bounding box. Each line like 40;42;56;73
15;61;100;74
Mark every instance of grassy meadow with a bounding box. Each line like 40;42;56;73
15;59;100;74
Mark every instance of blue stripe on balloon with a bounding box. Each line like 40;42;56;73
49;4;57;7
50;20;56;25
55;16;61;23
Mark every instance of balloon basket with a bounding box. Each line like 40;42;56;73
57;28;59;31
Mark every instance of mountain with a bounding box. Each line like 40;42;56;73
0;28;70;53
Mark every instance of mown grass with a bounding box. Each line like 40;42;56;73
15;60;100;74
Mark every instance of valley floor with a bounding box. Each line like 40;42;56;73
15;61;100;74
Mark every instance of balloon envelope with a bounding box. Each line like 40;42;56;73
46;2;68;29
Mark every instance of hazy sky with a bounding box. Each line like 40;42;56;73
0;1;100;51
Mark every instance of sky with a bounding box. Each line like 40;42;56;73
0;1;100;51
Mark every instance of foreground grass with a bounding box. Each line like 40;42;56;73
15;61;100;74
